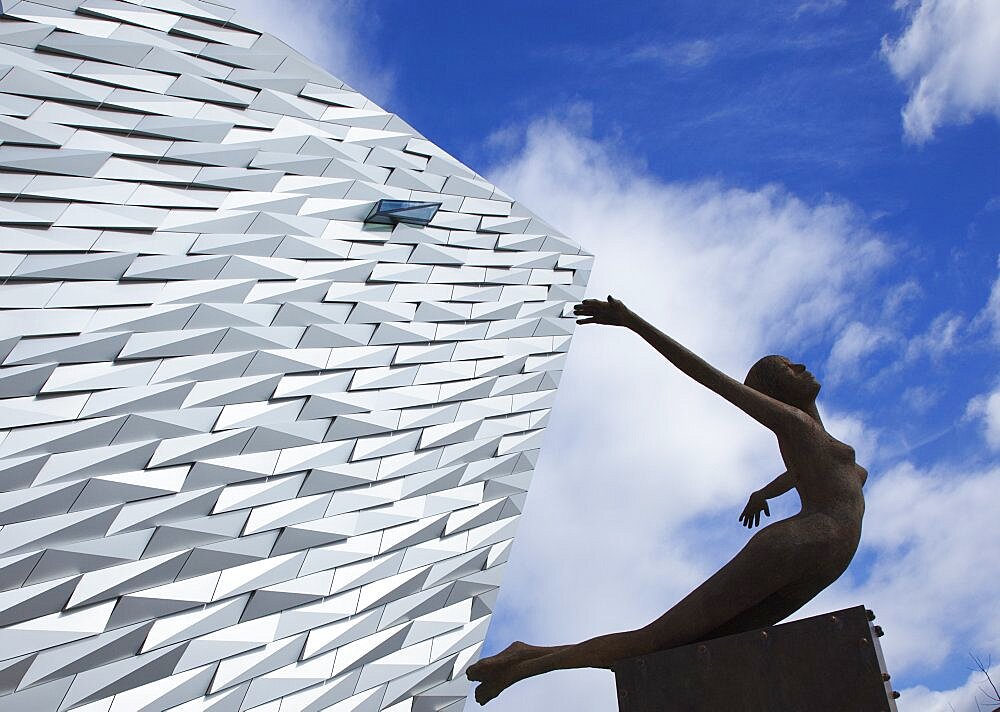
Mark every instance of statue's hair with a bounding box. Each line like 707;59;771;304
744;355;790;401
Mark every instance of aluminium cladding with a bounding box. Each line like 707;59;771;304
0;1;593;711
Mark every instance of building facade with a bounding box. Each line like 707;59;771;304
0;1;591;710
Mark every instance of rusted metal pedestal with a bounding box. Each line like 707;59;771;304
613;605;898;712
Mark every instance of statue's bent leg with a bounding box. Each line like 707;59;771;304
472;524;805;703
698;588;813;640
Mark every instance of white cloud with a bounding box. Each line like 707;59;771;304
882;0;1000;143
476;112;893;711
965;260;1000;448
903;311;964;362
975;258;1000;344
625;40;718;69
901;659;1000;712
826;308;966;385
883;279;923;320
853;461;1000;674
223;0;393;104
902;384;941;413
827;321;898;382
966;384;1000;450
794;0;847;18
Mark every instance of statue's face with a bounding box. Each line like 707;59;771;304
745;354;820;408
775;356;821;404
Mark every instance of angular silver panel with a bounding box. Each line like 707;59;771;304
0;1;591;710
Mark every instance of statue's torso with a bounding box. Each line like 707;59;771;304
773;428;867;584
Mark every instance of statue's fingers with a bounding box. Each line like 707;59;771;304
576;318;597;324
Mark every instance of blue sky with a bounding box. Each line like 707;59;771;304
227;1;1000;709
376;0;999;463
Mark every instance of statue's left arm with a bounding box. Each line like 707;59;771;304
739;471;795;528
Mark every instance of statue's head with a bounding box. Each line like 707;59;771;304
744;355;821;408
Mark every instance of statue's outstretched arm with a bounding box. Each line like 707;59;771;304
574;297;807;435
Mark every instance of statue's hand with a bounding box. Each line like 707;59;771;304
573;296;633;327
739;491;770;528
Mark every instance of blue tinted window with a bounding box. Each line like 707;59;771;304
365;200;442;227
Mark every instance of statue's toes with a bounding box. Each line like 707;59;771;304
475;681;501;705
466;662;484;681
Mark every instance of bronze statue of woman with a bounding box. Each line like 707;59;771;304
467;296;867;705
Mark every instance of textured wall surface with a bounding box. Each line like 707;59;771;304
0;1;591;710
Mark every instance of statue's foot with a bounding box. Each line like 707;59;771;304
469;648;535;705
466;641;536;681
474;671;517;706
474;680;502;706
